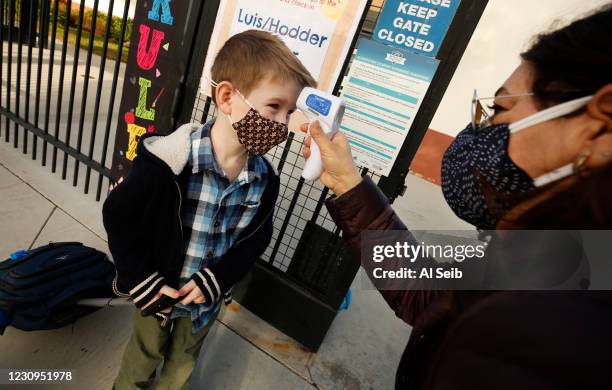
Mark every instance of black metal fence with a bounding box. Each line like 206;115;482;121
0;0;384;204
0;0;132;200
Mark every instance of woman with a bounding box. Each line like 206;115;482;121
300;5;612;389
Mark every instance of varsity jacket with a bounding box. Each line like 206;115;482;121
102;123;280;322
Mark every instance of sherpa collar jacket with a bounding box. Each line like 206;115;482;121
102;123;279;311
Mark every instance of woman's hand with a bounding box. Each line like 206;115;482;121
178;280;207;305
300;121;363;196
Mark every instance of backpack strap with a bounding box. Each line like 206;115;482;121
46;279;112;312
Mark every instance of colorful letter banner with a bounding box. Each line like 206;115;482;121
110;0;190;181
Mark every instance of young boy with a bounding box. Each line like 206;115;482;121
103;30;316;389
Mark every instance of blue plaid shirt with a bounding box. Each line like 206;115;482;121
171;119;269;333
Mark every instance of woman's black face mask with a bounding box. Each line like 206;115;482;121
441;122;534;229
441;95;593;229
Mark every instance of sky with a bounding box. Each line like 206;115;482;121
430;0;610;135
72;0;136;18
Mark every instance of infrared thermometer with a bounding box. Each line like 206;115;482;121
297;87;346;181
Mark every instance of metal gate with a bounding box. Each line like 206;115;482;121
0;0;132;200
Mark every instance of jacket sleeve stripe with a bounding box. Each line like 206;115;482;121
194;271;216;303
224;288;233;305
133;278;165;309
133;276;165;305
203;268;221;297
129;272;160;296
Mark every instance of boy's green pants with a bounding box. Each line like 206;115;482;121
113;309;217;390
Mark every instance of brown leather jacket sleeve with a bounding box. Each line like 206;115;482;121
325;176;454;327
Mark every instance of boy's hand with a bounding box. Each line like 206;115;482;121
178;280;207;305
300;121;362;196
141;285;182;314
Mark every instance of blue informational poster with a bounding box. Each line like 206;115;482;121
340;38;439;176
372;0;461;57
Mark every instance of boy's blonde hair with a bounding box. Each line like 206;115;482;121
211;30;316;104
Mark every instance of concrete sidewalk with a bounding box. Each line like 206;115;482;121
0;138;472;390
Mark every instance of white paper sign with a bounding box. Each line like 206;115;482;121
340;38;439;176
200;0;368;95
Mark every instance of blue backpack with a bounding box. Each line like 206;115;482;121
0;242;115;334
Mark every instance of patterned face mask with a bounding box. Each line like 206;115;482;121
441;95;592;229
441;123;535;229
228;90;288;156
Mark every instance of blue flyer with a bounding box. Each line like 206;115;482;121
372;0;461;57
340;38;439;175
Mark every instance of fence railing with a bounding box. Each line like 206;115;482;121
0;0;133;200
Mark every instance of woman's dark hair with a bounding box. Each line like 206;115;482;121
485;5;612;228
521;4;612;107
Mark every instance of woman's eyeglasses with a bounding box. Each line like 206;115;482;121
471;89;534;131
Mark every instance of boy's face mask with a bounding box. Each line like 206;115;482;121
441;95;593;229
228;89;288;156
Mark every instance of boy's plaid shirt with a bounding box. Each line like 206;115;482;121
172;120;269;332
